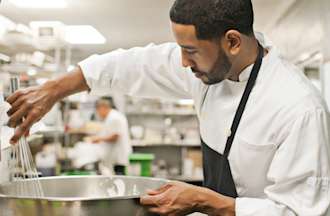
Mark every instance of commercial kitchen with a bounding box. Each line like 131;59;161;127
0;0;330;215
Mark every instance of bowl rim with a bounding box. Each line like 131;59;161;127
0;175;169;201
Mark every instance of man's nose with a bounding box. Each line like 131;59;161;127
181;51;195;68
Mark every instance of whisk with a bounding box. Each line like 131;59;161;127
9;77;44;198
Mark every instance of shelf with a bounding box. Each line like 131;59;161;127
35;127;64;134
126;111;196;116
132;142;200;148
133;144;200;147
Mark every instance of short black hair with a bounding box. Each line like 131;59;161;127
170;0;254;40
97;96;116;109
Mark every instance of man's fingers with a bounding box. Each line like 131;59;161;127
146;207;163;214
6;90;24;104
7;104;30;128
140;195;158;206
145;206;173;216
10;115;35;144
24;129;30;137
140;192;167;207
7;96;25;116
147;183;172;195
146;189;160;196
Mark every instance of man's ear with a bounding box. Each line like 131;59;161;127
223;30;242;56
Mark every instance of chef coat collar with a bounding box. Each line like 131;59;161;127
235;32;277;83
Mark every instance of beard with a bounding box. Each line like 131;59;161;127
192;48;232;85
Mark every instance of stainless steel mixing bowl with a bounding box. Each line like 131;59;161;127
0;175;167;216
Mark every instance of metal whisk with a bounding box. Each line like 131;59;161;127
9;77;44;198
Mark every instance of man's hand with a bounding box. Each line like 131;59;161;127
7;82;59;144
85;134;119;144
140;181;235;216
6;68;90;144
140;181;200;216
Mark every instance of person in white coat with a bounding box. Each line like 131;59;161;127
87;97;132;175
6;0;330;215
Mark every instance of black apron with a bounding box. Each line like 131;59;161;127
201;43;264;198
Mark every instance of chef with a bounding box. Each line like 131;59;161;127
86;97;132;175
6;0;330;215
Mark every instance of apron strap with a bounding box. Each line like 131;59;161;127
223;43;264;158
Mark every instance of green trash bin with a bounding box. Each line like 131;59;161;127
129;153;155;177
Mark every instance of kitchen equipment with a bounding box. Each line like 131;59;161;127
0;175;167;216
130;125;145;140
10;138;44;197
8;77;44;198
0;147;11;185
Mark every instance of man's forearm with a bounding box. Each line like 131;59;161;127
196;187;236;216
51;66;90;100
102;134;119;143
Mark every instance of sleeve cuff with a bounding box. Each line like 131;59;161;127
78;54;114;96
235;198;272;216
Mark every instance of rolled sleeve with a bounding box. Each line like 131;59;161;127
78;52;117;96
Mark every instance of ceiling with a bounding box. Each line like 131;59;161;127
0;0;327;63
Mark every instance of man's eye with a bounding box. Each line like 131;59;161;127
187;50;197;55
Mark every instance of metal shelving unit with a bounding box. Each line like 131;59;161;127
126;110;196;116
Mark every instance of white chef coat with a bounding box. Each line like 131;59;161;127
97;109;132;167
78;33;330;215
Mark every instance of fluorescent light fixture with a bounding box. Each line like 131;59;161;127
29;21;65;41
65;25;106;45
10;0;67;8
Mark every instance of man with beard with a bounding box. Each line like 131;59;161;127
6;0;330;215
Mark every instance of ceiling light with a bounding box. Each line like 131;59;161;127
65;25;106;45
10;0;67;8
